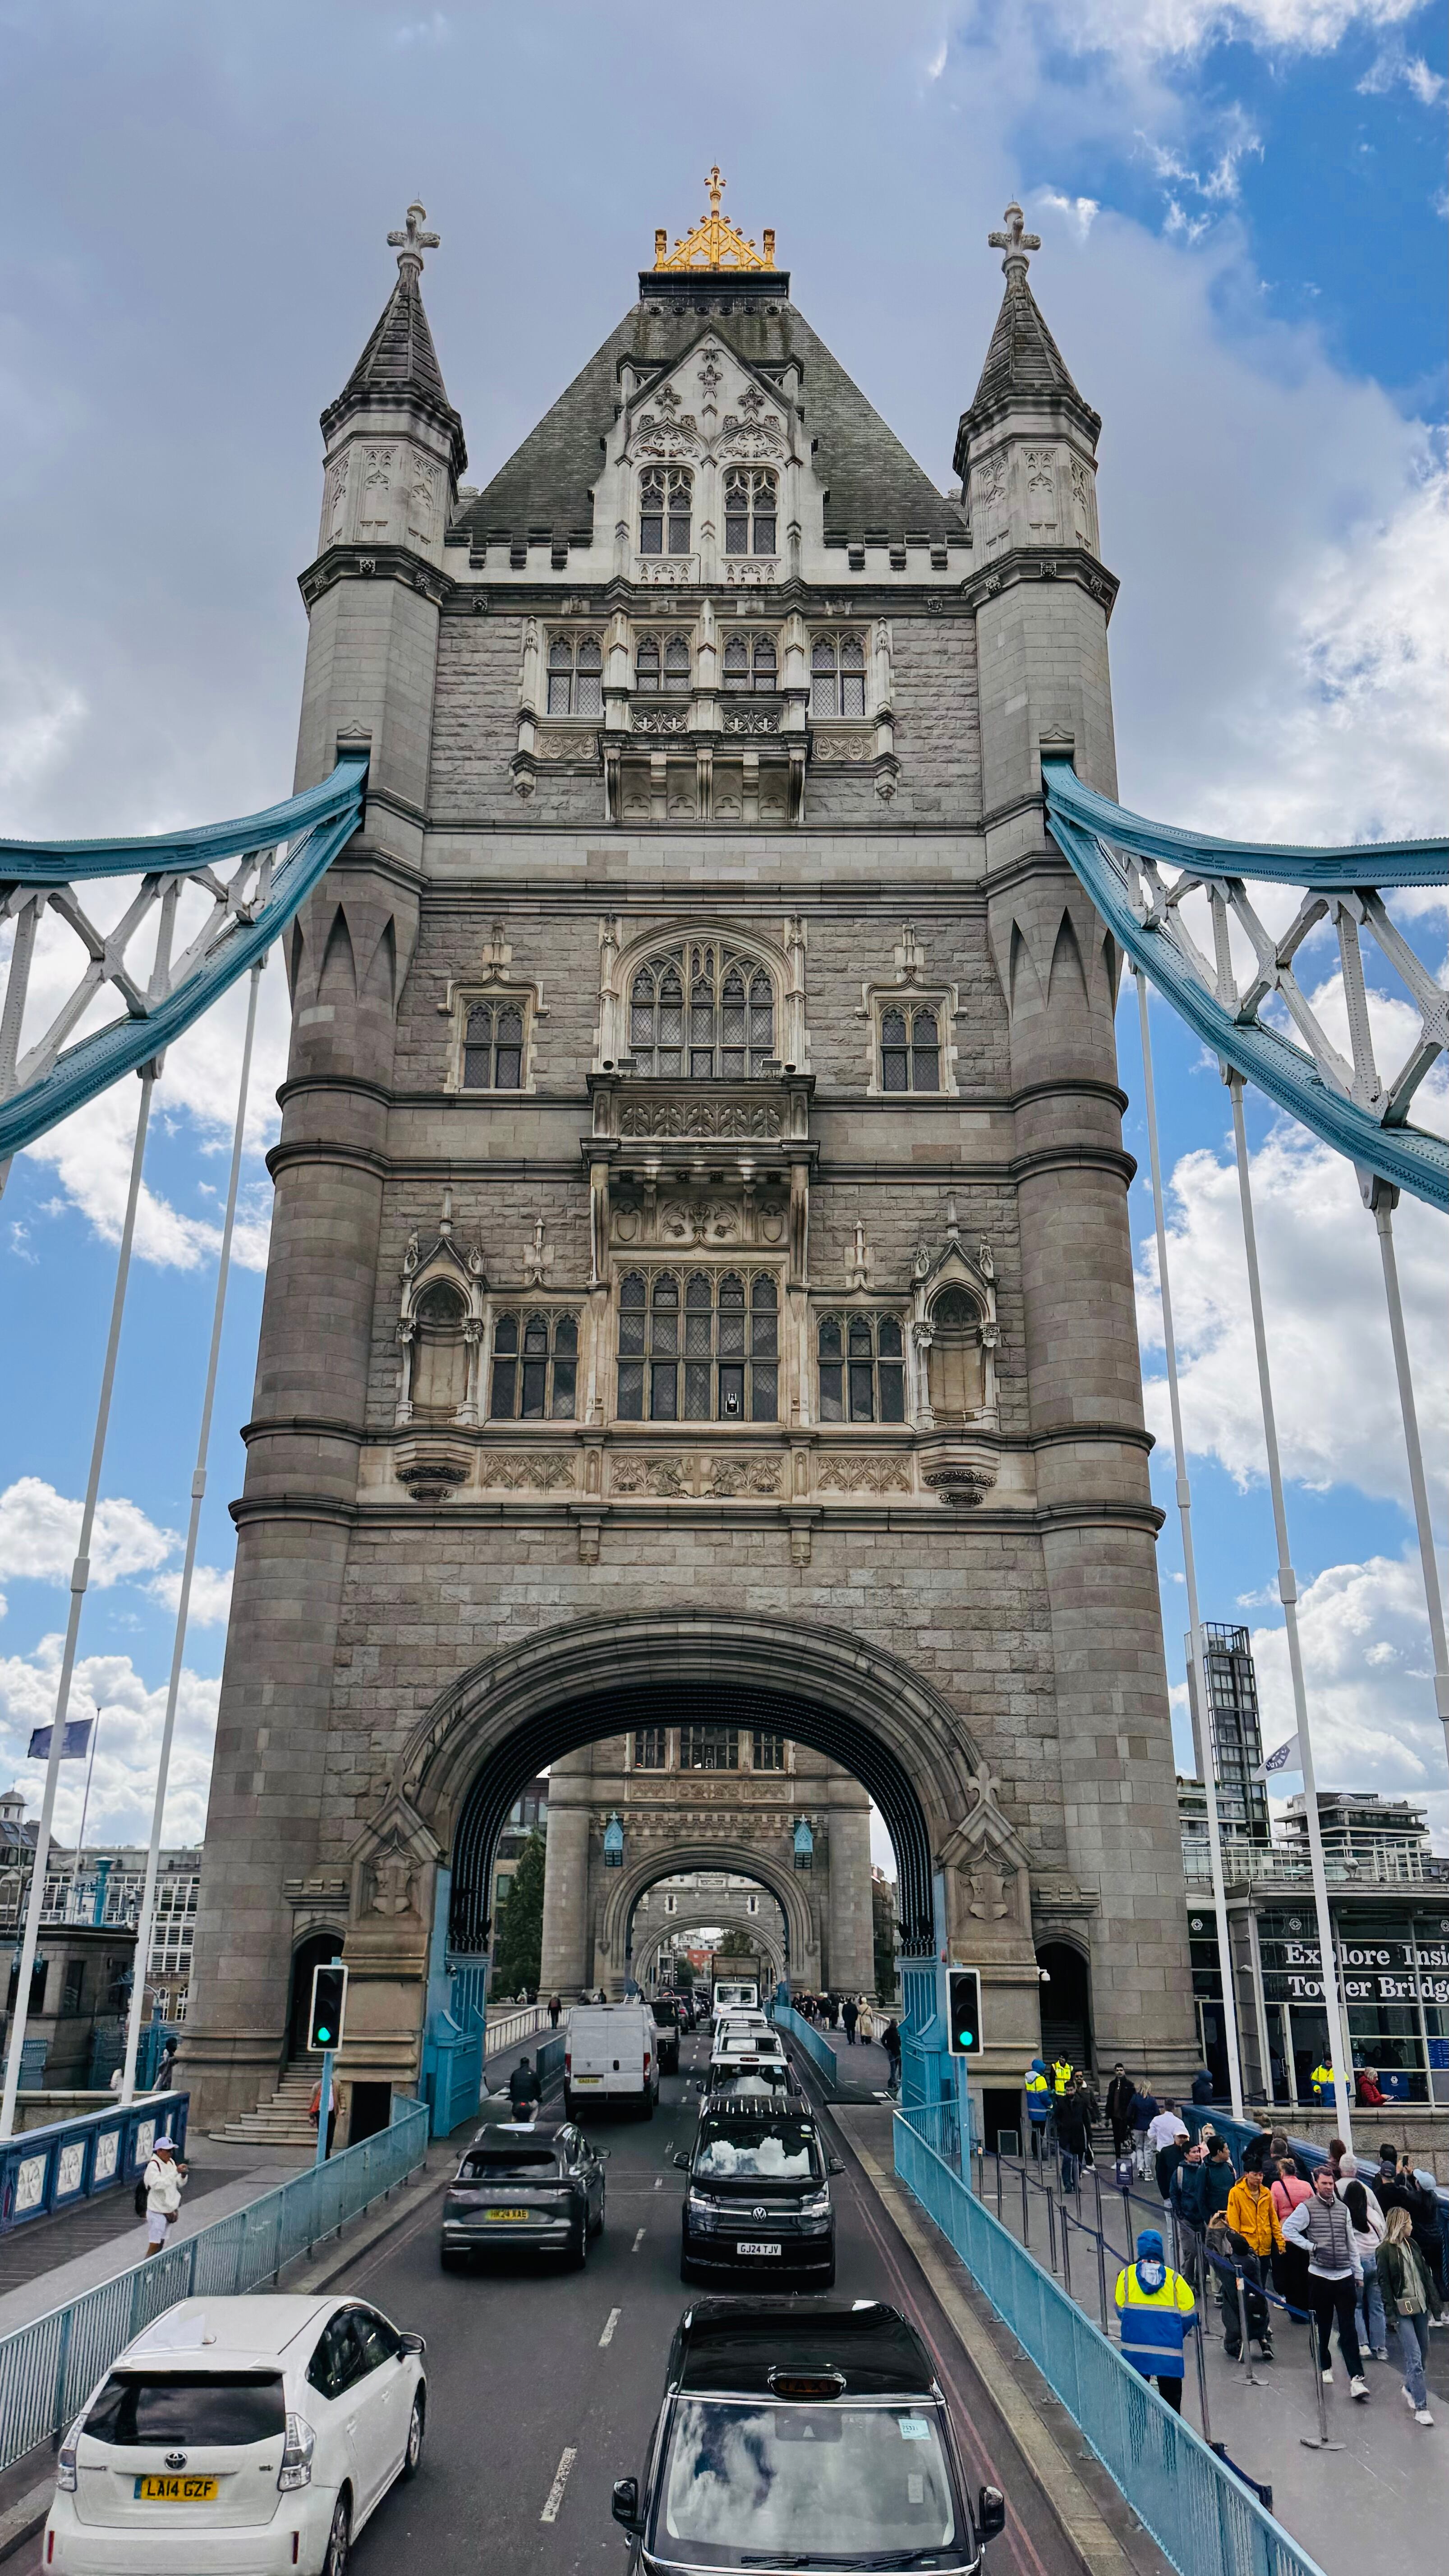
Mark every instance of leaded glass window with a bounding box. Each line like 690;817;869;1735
616;1269;779;1422
633;1728;669;1770
722;632;777;691
639;467;692;555
463;999;525;1090
628;943;774;1078
680;1724;738;1771
810;630;867;718
880;1003;940;1093
724;468;777;555
489;1309;578;1420
752;1731;786;1770
636;631;691;692
817;1311;906;1423
546;632;603;716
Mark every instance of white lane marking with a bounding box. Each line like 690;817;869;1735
599;2306;622;2348
540;2446;577;2524
653;2176;663;2189
632;2227;646;2252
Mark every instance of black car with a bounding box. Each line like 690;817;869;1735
676;2103;841;2285
440;2118;607;2270
650;1998;682;2075
612;2297;1005;2572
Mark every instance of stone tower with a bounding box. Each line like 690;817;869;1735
181;183;1194;2137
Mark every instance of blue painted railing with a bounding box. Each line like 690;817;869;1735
770;2001;838;2088
893;2104;1326;2576
0;2093;189;2235
0;2097;427;2475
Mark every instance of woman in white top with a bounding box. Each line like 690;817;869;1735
142;2134;187;2259
1337;2154;1388;2360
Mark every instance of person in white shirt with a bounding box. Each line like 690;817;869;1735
142;2134;187;2259
1146;2102;1189;2200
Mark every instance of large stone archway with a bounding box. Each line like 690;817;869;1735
634;1910;788;1989
598;1843;813;1994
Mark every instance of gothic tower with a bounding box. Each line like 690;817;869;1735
182;182;1194;2134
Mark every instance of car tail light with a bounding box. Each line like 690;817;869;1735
278;2413;315;2493
46;2537;55;2565
56;2414;83;2492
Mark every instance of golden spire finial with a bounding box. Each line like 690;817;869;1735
649;170;778;273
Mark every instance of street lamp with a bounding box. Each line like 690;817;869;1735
792;1817;814;1872
603;1813;625;1870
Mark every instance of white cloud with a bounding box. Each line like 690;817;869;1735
1136;1126;1448;1510
1357;40;1448;101
0;1633;218;1848
0;1479;176;1605
1047;0;1423;62
1038;189;1100;237
0;648;86;805
1250;1550;1448;1847
146;1563;234;1626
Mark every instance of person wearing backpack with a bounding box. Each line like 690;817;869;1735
140;2134;187;2259
1377;2203;1441;2426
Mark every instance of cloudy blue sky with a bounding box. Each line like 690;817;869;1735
0;0;1444;1863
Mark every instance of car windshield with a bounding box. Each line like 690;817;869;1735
695;2124;821;2180
85;2372;285;2449
658;2398;957;2565
458;2148;559;2178
711;2073;790;2099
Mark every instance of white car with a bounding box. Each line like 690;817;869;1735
44;2293;425;2575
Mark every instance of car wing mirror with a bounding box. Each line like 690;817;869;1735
673;2150;690;2171
397;2330;426;2356
827;2156;845;2176
611;2476;642;2533
978;2484;1006;2541
597;2145;611;2161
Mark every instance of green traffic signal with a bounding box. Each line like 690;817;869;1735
947;1969;982;2058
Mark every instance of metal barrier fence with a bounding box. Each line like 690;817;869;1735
0;2097;429;2478
893;2106;1325;2576
769;2001;838;2088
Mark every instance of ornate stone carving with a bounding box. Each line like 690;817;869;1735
721;707;780;733
816;1455;912;1495
396;1440;471;1501
535;729;596;760
635;398;700;460
632;705;690;734
659;1196;740;1245
612;1454;690;1498
975;453;1007;508
722;559;779;588
325;457;350;540
813;731;874;761
618;1098;783;1141
634;556;700;587
919;1454;996;1508
705;1455;782;1498
481;1452;577;1492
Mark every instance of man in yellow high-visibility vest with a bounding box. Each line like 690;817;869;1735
1311;2061;1336;2105
1024;2059;1051;2161
1052;2056;1073;2097
1115;2228;1197;2414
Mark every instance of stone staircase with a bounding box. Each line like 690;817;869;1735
211;2051;323;2148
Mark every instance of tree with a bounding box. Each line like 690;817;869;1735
715;1928;756;1959
490;1829;545;1998
872;1872;899;2004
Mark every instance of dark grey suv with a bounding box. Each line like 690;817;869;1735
440;2119;607;2270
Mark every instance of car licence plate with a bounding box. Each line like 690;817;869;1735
736;2241;781;2257
572;2074;601;2083
133;2476;219;2502
485;2207;530;2221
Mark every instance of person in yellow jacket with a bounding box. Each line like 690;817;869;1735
1024;2059;1051;2160
1225;2167;1286;2265
1311;2061;1336;2105
1115;2228;1197;2413
1052;2057;1073;2096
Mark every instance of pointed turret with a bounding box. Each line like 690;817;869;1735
310;202;465;570
953;206;1103;563
322;202;465;475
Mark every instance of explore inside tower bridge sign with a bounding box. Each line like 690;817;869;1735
1257;1930;1449;2008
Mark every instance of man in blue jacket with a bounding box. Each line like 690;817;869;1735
1115;2228;1197;2413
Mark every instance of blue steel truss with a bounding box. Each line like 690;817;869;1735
1043;760;1449;1213
0;757;367;1165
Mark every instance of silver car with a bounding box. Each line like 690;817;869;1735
440;2118;607;2270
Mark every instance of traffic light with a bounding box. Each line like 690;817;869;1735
308;1962;348;2054
947;1968;982;2058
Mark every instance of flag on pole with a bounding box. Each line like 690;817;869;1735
27;1718;93;1762
1255;1732;1300;1782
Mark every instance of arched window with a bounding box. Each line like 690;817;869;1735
635;632;690;692
463;999;525;1090
635;633;660;692
810;631;867;719
489;1310;579;1420
616;1269;778;1422
664;632;691;690
411;1281;470;1420
639;467;692;556
722;632;777;692
628;943;774;1079
818;1311;906;1423
880;1004;940;1094
546;633;603;716
724;468;777;556
925;1287;984;1425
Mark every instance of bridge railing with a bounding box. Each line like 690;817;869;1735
892;2104;1325;2576
770;2000;838;2088
0;2096;428;2478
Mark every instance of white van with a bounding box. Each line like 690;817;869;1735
563;2002;659;2120
712;1978;759;2012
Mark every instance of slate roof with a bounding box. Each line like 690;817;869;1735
454;293;968;551
322;268;467;474
955;271;1099;467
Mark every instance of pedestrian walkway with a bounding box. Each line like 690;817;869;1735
975;2145;1444;2576
0;2140;306;2339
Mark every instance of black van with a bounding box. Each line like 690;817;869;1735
676;2103;842;2286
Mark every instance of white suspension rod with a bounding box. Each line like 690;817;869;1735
1228;1074;1354;2148
1134;968;1245;2119
120;961;262;2105
0;1067;157;2139
1366;1183;1449;1769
